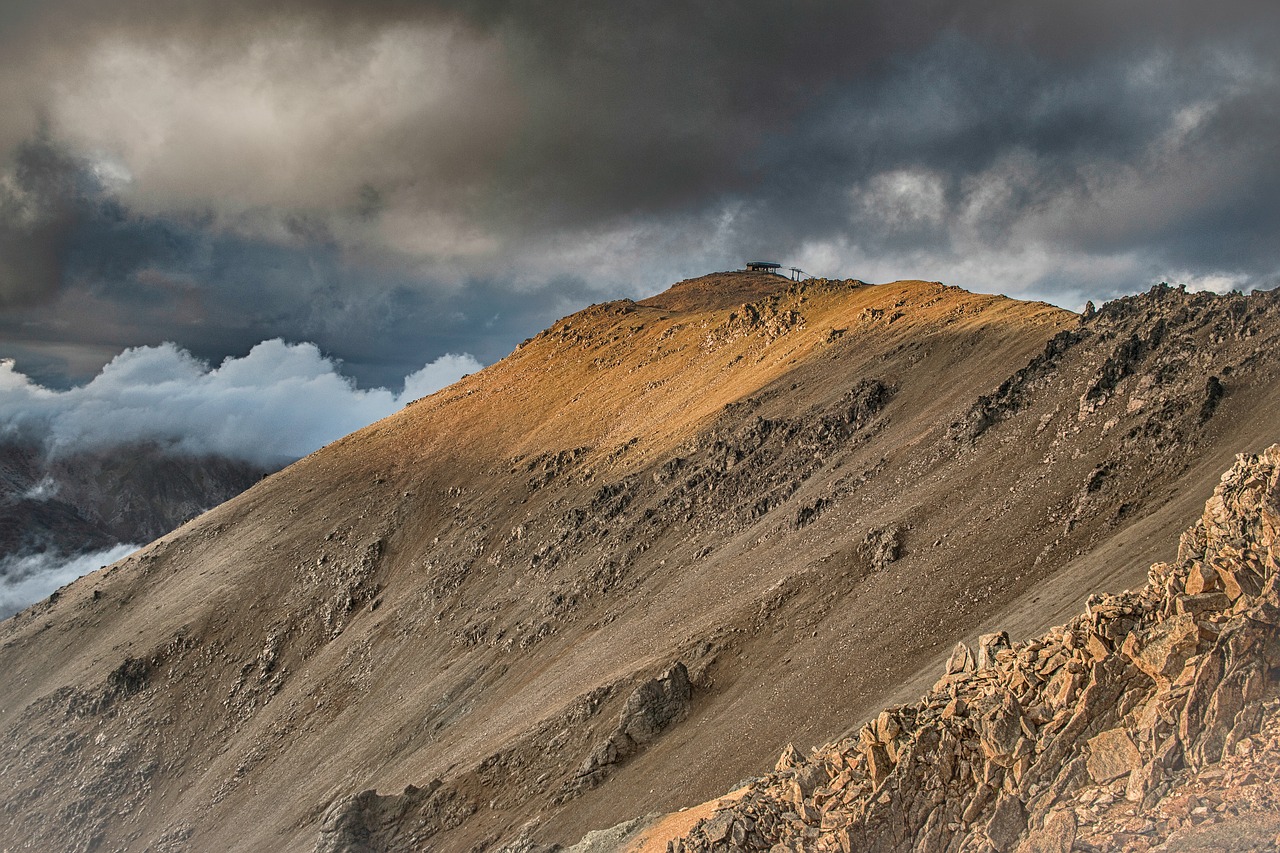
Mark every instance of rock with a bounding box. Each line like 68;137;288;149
1122;614;1200;686
776;743;802;772
1184;562;1219;595
313;780;445;853
1044;667;1081;709
1216;564;1262;601
315;790;377;853
793;763;825;800
701;812;734;843
1086;728;1142;783
867;742;892;787
1083;633;1110;663
985;793;1027;849
861;525;902;571
1174;591;1231;616
875;710;901;742
961;783;994;824
618;662;693;745
1018;808;1076;853
947;642;976;674
978;632;1011;670
782;777;804;809
664;446;1280;853
981;694;1025;762
575;662;693;788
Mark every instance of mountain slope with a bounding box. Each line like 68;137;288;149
1;273;1278;852
662;445;1280;853
0;442;271;551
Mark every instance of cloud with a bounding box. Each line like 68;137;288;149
5;2;1273;263
48;24;517;226
0;338;478;618
0;542;138;620
0;2;1278;391
0;132;98;305
0;340;482;466
400;353;480;400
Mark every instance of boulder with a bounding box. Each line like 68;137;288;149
1122;614;1200;685
1085;727;1142;783
947;641;975;674
977;632;1011;670
1017;809;1075;853
984;793;1027;850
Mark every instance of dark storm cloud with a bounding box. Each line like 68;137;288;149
741;36;1277;241
451;1;1280;300
1;1;1278;389
0;156;594;389
0;133;98;305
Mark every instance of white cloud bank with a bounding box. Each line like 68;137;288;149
0;339;482;465
0;543;139;619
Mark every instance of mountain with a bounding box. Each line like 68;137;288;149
0;438;115;556
0;440;271;617
661;445;1280;852
1;272;1278;852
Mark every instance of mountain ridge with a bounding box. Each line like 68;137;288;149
1;272;1278;851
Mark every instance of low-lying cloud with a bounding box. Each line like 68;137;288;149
0;339;482;465
0;542;139;619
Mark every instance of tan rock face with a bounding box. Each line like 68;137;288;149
1086;728;1142;784
1122;613;1200;685
1184;561;1219;595
672;445;1280;853
947;641;976;674
1017;808;1076;853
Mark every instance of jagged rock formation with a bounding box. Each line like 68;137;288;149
672;446;1280;852
575;663;694;791
1;273;1278;852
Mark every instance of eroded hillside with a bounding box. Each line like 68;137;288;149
1;273;1278;852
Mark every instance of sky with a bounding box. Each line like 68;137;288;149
1;0;1278;404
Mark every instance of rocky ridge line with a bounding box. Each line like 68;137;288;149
673;445;1280;852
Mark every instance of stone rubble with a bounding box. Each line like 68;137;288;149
672;445;1280;852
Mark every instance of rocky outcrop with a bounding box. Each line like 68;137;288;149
574;663;694;790
673;446;1280;852
952;283;1280;446
313;779;480;853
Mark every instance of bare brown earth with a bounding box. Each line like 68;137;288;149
1;273;1278;852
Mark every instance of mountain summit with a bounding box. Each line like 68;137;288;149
2;272;1278;851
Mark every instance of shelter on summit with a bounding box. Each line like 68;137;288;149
745;261;782;272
